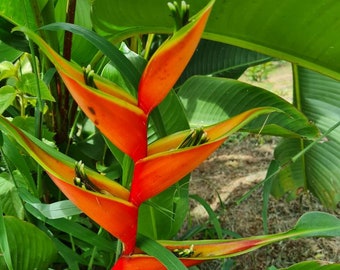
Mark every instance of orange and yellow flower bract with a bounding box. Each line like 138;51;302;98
6;0;283;268
138;0;214;115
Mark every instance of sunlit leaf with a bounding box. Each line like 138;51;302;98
178;76;320;139
0;85;16;114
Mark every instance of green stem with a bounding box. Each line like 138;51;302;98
65;109;81;155
87;227;102;270
144;34;155;60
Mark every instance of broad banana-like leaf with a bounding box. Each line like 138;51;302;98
92;0;340;81
0;216;57;270
0;116;138;254
177;39;272;85
129;108;276;206
178;76;320;139
271;67;340;208
138;0;214;115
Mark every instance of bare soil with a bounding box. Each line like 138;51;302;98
188;63;340;269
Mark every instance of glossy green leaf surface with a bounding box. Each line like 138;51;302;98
0;41;22;62
0;0;42;29
178;76;319;139
91;0;340;81
292;211;340;238
282;261;340;270
0;216;57;270
177;39;272;85
271;67;340;207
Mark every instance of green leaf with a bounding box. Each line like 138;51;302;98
0;41;22;62
91;0;207;38
0;172;24;219
282;261;340;270
91;0;340;81
0;216;57;270
20;188;116;253
292;211;340;238
0;61;17;80
138;176;190;240
1;135;38;196
54;0;97;66
40;22;140;91
272;67;340;207
0;203;13;270
190;194;223;239
177;39;272;85
29;200;82;219
178;76;320;139
16;73;55;101
12;116;55;142
0;85;16;114
137;234;188;270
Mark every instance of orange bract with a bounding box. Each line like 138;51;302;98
138;0;214;115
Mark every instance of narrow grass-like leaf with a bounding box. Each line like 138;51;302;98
40;22;140;90
190;194;223;239
136;234;188;270
0;204;13;270
28;200;82;219
20;189;116;252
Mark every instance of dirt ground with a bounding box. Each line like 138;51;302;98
188;63;340;269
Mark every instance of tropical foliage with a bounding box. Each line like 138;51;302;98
0;0;339;269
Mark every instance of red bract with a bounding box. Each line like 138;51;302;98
138;0;214;115
0;116;138;254
129;107;275;206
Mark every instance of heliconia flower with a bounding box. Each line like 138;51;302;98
14;0;214;161
112;255;201;270
0;116;138;254
138;0;215;115
112;234;283;270
129;107;277;206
